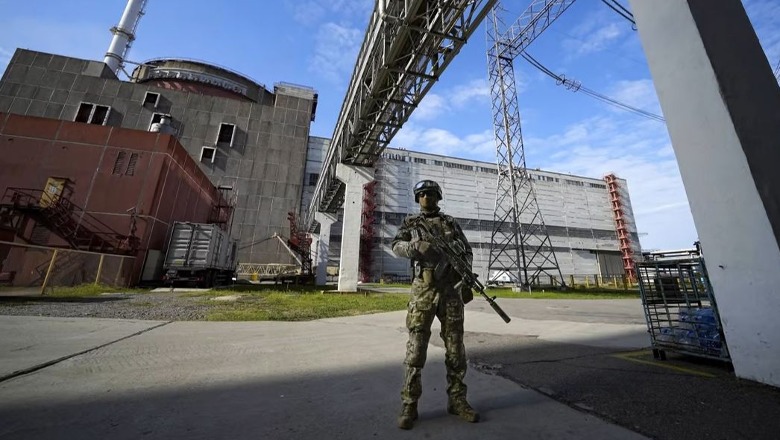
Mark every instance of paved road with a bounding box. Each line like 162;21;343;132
1;298;778;439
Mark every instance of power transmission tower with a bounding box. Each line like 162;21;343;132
486;0;577;290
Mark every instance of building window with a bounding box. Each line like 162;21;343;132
217;123;235;147
308;173;319;186
143;92;160;107
75;102;110;125
200;146;216;163
413;157;427;164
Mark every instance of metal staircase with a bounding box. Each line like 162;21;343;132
0;187;138;255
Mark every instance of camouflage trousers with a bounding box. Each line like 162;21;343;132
401;279;467;405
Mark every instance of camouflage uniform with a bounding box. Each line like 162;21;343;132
392;207;474;410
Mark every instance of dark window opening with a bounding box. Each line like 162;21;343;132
143;92;160;107
75;103;93;123
201;147;216;163
75;102;110;125
217;123;235;146
308;173;319;186
91;105;110;125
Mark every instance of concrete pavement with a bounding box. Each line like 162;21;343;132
0;301;650;439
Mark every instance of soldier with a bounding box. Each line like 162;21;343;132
392;179;479;430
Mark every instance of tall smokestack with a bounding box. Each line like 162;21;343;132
104;0;147;75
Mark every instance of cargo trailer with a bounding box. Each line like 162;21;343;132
162;222;237;287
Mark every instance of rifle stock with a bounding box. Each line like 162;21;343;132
413;219;511;323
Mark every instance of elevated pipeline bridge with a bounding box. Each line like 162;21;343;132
304;0;497;231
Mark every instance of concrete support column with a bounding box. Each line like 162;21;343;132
335;163;375;292
314;212;338;286
630;0;780;386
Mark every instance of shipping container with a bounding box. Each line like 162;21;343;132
163;222;237;287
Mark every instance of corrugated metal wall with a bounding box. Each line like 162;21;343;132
303;138;641;282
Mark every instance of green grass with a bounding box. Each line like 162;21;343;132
204;291;410;321
16;282;636;322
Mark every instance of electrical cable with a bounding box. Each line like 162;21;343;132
601;0;636;28
520;52;666;123
607;0;634;19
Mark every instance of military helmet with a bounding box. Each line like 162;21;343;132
413;180;443;202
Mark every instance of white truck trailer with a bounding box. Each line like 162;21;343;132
162;222;237;287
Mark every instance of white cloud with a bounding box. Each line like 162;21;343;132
526;114;696;250
450;78;491;107
288;0;373;25
563;18;625;57
290;1;327;25
404;78;492;122
413;92;447;121
392;124;495;159
607;79;661;114
309;22;363;83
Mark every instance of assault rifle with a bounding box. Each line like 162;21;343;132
412;218;511;323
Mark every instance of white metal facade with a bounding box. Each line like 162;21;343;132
302;136;641;283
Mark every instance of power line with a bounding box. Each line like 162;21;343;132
601;0;636;28
521;52;666;123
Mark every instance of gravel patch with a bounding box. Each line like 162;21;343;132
0;292;219;321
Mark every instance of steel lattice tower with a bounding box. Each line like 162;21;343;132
486;1;577;289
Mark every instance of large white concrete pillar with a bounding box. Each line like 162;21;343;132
630;0;780;386
314;212;337;286
335;163;375;292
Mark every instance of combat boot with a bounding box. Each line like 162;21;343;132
447;397;480;423
397;403;418;430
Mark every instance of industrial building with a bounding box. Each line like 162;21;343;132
303;137;641;284
0;48;316;284
0;47;640;286
0;111;224;285
1;0;777;392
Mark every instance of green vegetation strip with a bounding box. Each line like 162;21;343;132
205;291;410;321
7;283;638;322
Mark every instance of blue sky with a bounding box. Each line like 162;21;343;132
1;0;778;251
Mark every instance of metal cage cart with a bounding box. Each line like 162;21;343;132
637;248;730;362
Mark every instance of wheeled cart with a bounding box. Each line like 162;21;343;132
637;249;730;362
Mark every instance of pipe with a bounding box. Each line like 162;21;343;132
104;0;147;75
